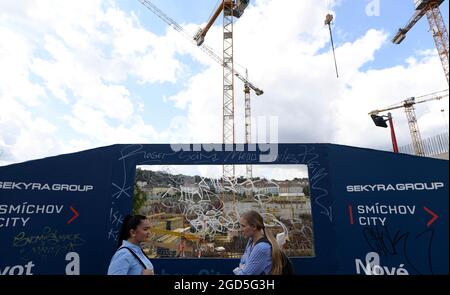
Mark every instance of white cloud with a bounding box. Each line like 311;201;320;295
0;27;46;106
334;53;447;150
0;0;448;167
0;26;57;165
0;0;187;165
0;96;60;165
165;0;448;154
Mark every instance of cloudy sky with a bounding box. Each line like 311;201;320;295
0;0;449;167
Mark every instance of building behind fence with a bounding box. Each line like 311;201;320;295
399;132;449;159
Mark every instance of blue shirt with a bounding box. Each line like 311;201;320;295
236;238;272;275
107;240;154;275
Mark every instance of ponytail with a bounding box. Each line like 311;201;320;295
241;210;285;275
264;227;284;275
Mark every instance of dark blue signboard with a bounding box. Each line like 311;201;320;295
0;144;447;275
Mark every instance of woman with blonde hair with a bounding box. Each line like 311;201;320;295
234;210;292;275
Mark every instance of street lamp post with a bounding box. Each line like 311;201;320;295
386;112;399;153
370;112;399;153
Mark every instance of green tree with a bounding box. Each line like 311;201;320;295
303;185;310;196
133;184;146;215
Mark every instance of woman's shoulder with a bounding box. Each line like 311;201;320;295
253;239;272;251
112;247;133;260
254;237;271;246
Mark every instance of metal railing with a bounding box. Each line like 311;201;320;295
399;132;449;157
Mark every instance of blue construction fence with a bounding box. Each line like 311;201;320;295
0;143;447;275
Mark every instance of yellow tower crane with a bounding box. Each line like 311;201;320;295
194;0;250;181
137;0;259;181
369;89;449;156
392;0;449;84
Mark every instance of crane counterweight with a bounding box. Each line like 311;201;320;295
233;0;250;18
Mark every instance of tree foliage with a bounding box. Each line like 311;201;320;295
133;183;146;215
303;185;310;196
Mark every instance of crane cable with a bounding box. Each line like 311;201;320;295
325;0;339;78
325;14;339;78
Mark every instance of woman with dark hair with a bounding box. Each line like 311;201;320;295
233;210;289;275
107;214;154;275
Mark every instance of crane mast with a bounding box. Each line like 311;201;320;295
404;98;425;155
426;3;449;84
222;0;236;181
138;0;255;181
194;0;249;181
244;70;252;180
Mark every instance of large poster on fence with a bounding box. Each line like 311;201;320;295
0;144;447;274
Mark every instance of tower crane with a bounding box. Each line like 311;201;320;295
392;0;449;84
194;0;250;181
369;89;449;156
137;0;258;180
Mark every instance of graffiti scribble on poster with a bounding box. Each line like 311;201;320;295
134;165;314;259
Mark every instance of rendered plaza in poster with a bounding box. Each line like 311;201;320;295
133;164;315;259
